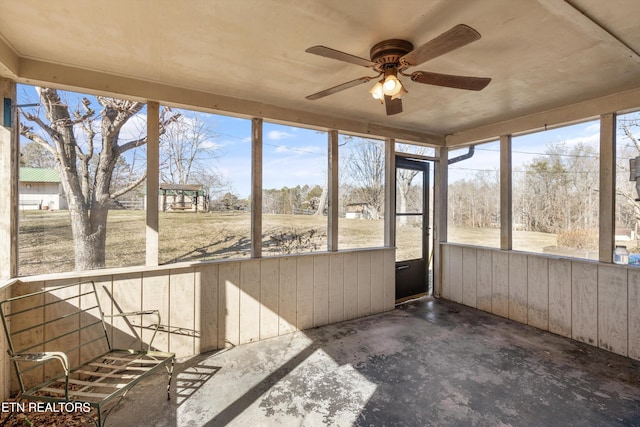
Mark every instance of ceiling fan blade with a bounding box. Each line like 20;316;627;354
306;76;377;100
306;46;376;68
400;24;481;67
384;96;403;115
411;71;491;91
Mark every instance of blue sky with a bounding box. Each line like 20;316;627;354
18;84;640;195
448;118;610;183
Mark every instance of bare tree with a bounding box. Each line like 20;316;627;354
20;87;179;270
160;111;228;203
343;137;385;219
395;143;431;225
20;140;57;168
617;116;640;243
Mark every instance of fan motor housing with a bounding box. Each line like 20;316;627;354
369;39;413;71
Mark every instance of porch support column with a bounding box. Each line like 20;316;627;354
433;147;448;298
500;135;513;250
599;112;616;262
328;130;339;251
0;78;17;280
384;138;396;247
146;101;160;266
251;118;263;258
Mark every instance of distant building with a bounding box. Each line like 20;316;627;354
345;202;378;220
159;183;208;212
19;167;68;210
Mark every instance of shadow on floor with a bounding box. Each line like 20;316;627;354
108;297;640;426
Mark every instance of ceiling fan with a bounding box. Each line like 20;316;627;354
305;24;491;115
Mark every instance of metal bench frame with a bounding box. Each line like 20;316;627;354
0;281;175;426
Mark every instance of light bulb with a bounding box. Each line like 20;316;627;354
383;76;398;93
383;75;402;96
369;82;384;100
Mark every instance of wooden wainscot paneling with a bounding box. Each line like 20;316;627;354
9;281;45;393
313;255;330;328
196;264;219;353
448;246;463;303
370;250;385;313
278;257;297;335
628;268;640;361
462;247;477;308
383;249;395;311
357;252;372;317
0;286;8;400
328;253;345;324
476;249;493;312
43;280;83;379
492;252;509;318
548;258;572;338
259;258;279;340
296;256;315;330
239;260;261;345
343;252;359;320
218;262;241;348
597;266;628;356
527;256;549;331
112;273;143;351
169;268;196;357
441;245;451;300
142;271;170;352
508;253;528;323
571;261;598;346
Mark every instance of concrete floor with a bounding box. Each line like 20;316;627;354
108;297;640;426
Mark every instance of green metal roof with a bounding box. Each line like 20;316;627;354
19;167;61;183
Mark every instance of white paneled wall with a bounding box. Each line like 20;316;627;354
7;248;395;361
442;244;640;360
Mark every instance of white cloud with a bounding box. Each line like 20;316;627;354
585;123;600;133
201;140;222;150
267;130;295;140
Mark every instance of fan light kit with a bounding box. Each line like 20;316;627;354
305;24;491;115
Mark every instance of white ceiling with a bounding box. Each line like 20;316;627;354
1;0;640;145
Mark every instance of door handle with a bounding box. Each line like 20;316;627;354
396;265;410;271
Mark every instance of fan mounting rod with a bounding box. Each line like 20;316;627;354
369;39;414;72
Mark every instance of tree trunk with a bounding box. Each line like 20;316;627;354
315;186;328;215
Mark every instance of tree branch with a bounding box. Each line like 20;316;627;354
110;171;148;199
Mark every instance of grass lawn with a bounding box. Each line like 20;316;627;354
18;210;388;276
19;210;570;277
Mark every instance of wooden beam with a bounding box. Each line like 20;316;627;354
328;130;339;251
0;38;19;78
0;78;17;280
146;102;160;266
17;58;444;146
446;85;640;147
500;135;512;250
599;113;616;263
251;118;263;258
384;138;396;248
433;147;448;298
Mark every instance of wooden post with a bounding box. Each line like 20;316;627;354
433;147;448;297
146;101;160;266
251;118;263;258
500;135;512;250
0;78;17;280
328;130;339;251
384;138;396;248
599;113;616;263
